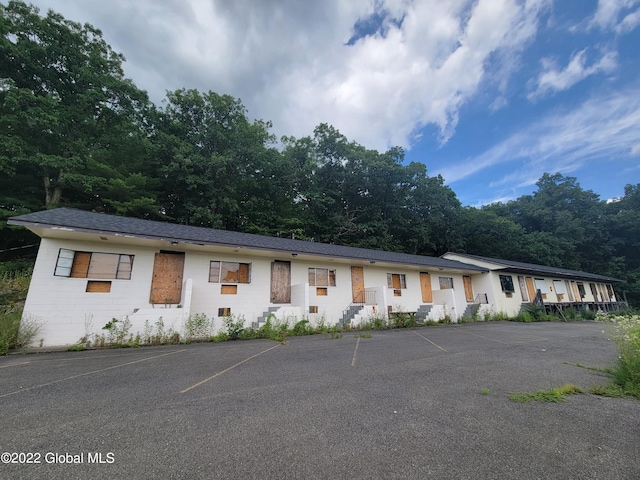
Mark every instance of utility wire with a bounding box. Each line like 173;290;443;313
0;244;39;253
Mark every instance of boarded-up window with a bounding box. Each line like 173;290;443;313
518;276;529;301
308;268;336;287
577;283;586;299
387;274;407;289
565;281;575;302
439;277;453;289
55;249;133;280
316;287;328;296
209;261;250;283
553;280;566;301
221;285;238;294
535;279;548;299
606;284;615;301
86;281;111;293
218;308;231;316
309;306;318;314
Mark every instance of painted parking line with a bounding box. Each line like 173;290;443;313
351;337;361;366
412;330;447;352
0;361;30;369
0;349;185;399
180;344;281;394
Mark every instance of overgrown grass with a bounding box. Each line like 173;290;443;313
594;311;640;399
509;384;583;403
0;269;41;354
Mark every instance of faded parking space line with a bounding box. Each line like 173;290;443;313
180;344;281;394
453;327;547;345
411;330;447;352
0;361;30;369
351;337;361;366
0;349;185;399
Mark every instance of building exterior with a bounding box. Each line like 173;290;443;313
9;208;487;346
442;252;623;317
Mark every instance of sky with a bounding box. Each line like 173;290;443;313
25;0;640;206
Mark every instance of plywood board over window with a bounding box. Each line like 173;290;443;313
534;279;548;300
518;276;529;301
86;281;111;293
221;285;237;295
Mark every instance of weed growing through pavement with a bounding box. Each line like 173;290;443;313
592;312;640;399
509;384;583;403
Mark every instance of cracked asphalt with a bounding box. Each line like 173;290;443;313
1;321;638;479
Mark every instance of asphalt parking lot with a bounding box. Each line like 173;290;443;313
1;321;639;479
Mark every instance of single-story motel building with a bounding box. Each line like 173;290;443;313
8;208;624;347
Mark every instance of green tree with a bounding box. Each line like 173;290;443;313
153;89;293;232
0;0;151;209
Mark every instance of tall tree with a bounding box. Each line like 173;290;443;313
0;0;151;209
153;89;292;232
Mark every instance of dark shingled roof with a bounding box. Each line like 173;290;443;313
9;208;487;272
443;252;621;283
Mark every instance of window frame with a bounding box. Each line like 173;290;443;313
438;276;453;290
308;268;336;287
387;273;407;289
209;261;251;284
499;275;515;293
54;249;133;280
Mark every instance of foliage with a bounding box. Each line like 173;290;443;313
0;305;41;354
509;384;583;403
0;268;39;354
595;312;640;399
0;269;30;304
184;313;214;339
223;314;245;340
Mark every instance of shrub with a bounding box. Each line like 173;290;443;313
184;313;214;339
596;312;640;399
290;319;314;336
580;309;597;320
0;269;32;304
0;306;41;354
223;314;245;340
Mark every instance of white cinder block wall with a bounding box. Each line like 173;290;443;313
24;239;482;346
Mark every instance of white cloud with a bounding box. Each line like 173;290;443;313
528;49;617;99
589;0;640;32
436;86;640;186
27;0;549;151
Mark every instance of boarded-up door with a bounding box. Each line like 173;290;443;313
463;275;474;302
271;261;291;303
351;266;365;303
525;277;536;302
420;272;433;303
149;252;185;304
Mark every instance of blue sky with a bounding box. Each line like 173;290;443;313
27;0;640;206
